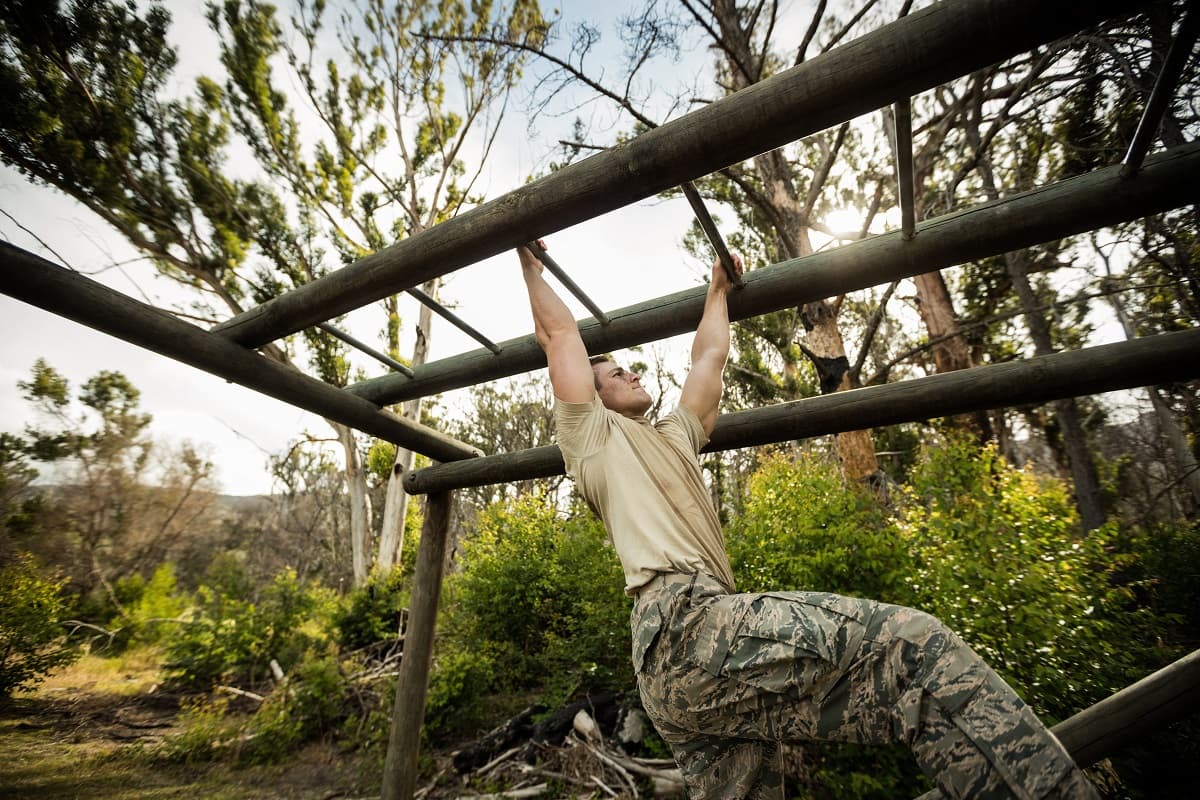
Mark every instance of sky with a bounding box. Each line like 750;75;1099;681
0;0;727;495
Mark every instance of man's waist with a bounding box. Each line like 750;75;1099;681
633;571;731;603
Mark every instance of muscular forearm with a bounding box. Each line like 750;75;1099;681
691;283;731;367
523;262;577;348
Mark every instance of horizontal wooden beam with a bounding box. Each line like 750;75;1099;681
0;243;482;464
355;141;1200;406
1055;648;1200;769
212;0;1145;349
404;327;1200;494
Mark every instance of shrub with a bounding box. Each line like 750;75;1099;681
163;651;349;765
423;647;498;741
334;566;409;653
445;494;630;696
0;553;79;698
898;435;1155;721
727;454;914;604
238;652;347;763
164;560;331;688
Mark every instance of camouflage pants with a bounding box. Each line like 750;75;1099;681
630;573;1098;800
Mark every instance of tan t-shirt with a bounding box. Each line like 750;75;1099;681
555;395;736;595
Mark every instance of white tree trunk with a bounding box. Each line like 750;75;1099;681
336;422;373;587
375;281;436;573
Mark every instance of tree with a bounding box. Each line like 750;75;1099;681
13;359;217;600
0;0;549;585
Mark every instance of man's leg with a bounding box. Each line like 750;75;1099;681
720;591;1098;800
656;724;786;800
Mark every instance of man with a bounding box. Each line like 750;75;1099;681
518;241;1098;799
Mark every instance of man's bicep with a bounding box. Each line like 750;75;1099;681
679;353;723;435
545;331;595;404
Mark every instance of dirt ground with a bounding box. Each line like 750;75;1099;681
0;663;379;800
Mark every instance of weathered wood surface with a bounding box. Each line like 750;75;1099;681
381;491;454;800
1055;648;1200;769
893;98;916;239
405;327;1200;494
358;142;1200;406
0;243;480;464
212;0;1147;349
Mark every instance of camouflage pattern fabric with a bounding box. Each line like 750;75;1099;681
631;573;1098;800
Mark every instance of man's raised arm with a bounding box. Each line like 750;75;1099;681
519;241;595;404
680;254;743;436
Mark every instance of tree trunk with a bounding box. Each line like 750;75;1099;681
880;105;988;437
711;0;880;486
962;93;1105;530
376;279;436;573
336;422;373;586
1003;250;1106;530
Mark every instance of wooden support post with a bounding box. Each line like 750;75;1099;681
381;491;454;800
0;243;482;464
210;0;1147;349
352;141;1200;407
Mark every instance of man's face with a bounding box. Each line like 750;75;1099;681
593;361;653;416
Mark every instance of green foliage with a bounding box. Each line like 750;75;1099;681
164;559;330;688
0;432;43;542
443;494;630;701
898;435;1153;721
728;454;914;604
161;695;239;763
238;652;347;763
111;563;188;646
334;566;409;652
423;648;498;740
0;553;79;698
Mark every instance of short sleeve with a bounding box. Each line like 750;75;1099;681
656;404;709;456
554;394;610;460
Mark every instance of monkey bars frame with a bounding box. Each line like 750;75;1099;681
3;1;1198;799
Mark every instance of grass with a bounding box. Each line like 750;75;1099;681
0;646;379;799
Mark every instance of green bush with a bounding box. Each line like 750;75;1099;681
445;494;630;696
898;435;1155;721
0;553;79;698
423;647;498;741
239;652;347;763
164;651;349;765
334;566;409;652
104;563;188;648
164;559;332;688
727;454;914;603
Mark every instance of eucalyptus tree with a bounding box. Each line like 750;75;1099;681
0;0;548;584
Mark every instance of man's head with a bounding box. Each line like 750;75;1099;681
589;354;653;417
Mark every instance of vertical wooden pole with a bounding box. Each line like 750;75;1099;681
381;491;453;800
